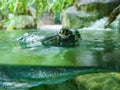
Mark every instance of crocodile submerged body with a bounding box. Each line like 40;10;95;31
0;65;119;89
17;28;81;47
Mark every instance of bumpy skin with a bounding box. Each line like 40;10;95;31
41;28;81;47
105;5;120;28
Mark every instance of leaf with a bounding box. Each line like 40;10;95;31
1;18;9;24
13;2;18;13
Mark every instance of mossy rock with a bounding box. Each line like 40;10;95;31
61;0;119;29
4;14;34;30
76;73;120;90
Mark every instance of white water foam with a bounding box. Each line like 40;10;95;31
80;17;112;31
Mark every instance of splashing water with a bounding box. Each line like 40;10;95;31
81;17;112;31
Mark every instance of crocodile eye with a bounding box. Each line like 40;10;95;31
62;30;66;35
60;28;69;35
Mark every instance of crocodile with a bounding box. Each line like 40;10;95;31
17;28;81;47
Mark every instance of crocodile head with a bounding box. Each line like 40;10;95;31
41;28;81;47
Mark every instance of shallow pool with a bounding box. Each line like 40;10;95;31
0;29;120;68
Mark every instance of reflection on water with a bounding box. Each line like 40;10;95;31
0;29;120;69
93;37;120;69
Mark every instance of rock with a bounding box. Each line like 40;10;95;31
61;6;98;28
4;14;34;30
76;73;120;90
61;0;119;29
37;13;55;29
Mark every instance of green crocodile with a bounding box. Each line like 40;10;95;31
17;28;81;47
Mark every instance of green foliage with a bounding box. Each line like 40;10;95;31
0;0;75;29
0;0;74;17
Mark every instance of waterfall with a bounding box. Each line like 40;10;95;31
81;17;112;31
80;16;119;31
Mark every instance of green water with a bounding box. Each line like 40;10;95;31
0;29;120;67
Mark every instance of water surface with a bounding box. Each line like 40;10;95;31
0;29;120;68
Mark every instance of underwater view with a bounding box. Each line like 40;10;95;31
0;0;120;90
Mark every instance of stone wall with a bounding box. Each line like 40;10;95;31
61;0;120;28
